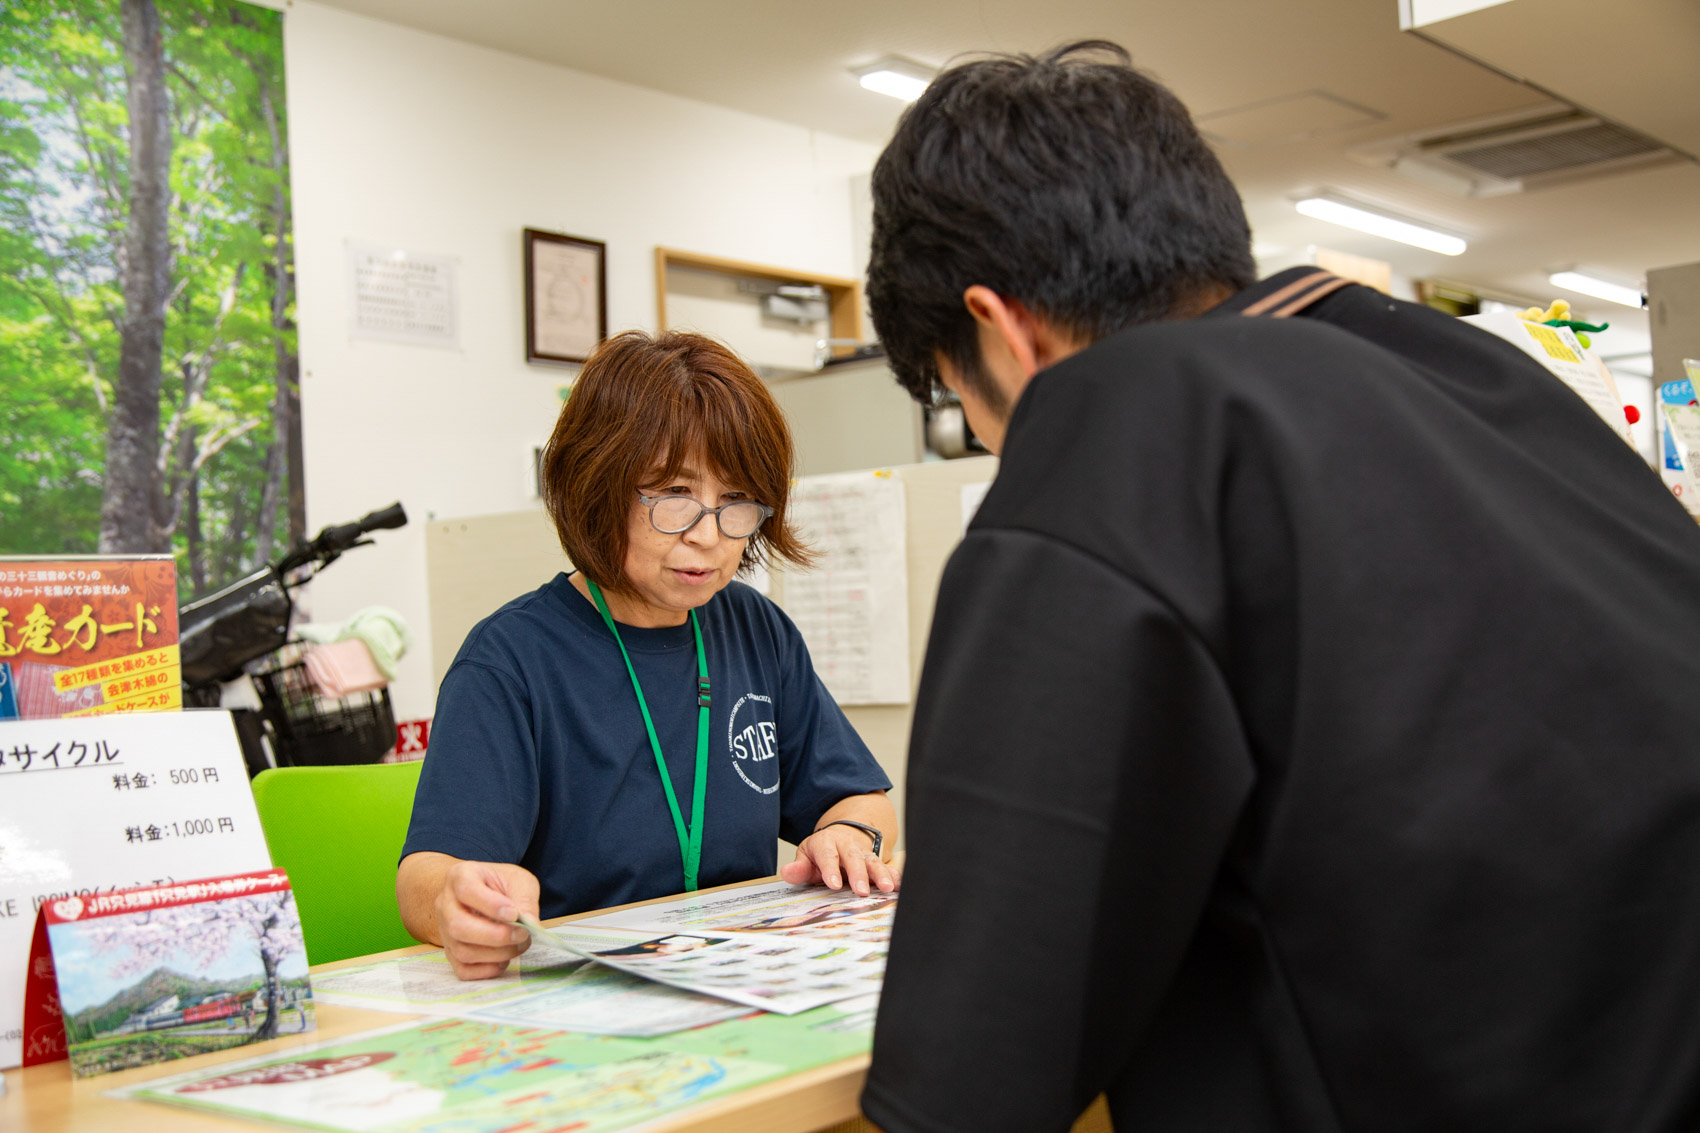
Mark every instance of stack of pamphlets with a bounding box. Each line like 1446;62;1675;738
310;881;897;1035
521;880;895;1016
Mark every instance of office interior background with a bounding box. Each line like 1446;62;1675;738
4;0;1697;726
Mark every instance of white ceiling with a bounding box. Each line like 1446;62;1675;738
1407;0;1700;161
309;0;1700;350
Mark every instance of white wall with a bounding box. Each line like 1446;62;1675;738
283;3;879;720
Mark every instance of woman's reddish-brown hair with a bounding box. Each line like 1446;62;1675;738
540;330;813;593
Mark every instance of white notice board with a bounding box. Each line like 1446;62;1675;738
0;710;272;1068
347;242;459;348
780;471;910;705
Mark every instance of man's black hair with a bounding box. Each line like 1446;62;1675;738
867;40;1256;405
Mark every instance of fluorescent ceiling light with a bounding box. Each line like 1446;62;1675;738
1293;195;1467;256
852;57;933;103
860;69;929;102
1548;270;1645;309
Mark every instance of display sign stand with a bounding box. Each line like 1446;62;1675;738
0;710;273;1069
22;869;312;1077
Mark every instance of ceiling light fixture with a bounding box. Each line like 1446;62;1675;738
1293;194;1467;256
851;56;934;103
1547;270;1645;309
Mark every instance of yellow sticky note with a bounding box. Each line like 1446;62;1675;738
1522;322;1579;364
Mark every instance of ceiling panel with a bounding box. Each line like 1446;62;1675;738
1405;0;1700;160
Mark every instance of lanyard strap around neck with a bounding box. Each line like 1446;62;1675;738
586;578;708;892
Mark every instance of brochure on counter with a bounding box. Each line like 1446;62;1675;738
310;883;893;1037
519;881;894;1017
311;950;747;1038
577;878;897;943
119;1000;880;1133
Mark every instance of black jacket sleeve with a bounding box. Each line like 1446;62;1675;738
861;528;1256;1133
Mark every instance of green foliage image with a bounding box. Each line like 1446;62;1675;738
0;0;301;601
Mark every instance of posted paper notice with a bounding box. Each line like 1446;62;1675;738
780;471;910;705
347;243;458;348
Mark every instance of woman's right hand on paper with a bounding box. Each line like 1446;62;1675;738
432;858;540;980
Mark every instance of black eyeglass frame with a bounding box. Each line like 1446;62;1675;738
637;493;774;538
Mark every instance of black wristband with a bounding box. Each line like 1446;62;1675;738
821;819;883;858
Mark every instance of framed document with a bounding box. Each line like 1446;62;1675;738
524;228;607;365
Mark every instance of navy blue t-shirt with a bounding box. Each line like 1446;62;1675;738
402;573;890;918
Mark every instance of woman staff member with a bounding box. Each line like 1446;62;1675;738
398;330;898;979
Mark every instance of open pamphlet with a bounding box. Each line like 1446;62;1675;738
520;881;896;1016
575;878;897;941
310;950;747;1038
309;882;896;1036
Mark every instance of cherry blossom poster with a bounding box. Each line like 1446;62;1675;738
41;869;312;1077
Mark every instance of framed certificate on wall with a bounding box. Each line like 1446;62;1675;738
524;228;607;365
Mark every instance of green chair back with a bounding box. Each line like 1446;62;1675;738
251;761;424;965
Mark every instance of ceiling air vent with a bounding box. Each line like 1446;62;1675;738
1349;103;1682;198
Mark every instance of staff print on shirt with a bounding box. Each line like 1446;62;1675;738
727;692;779;795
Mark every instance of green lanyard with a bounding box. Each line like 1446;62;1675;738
586;578;709;892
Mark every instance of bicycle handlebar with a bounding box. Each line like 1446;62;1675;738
180;503;409;687
276;502;408;575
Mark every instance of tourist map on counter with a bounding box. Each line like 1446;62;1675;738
121;1000;880;1133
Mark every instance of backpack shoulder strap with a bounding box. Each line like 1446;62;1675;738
1240;270;1353;318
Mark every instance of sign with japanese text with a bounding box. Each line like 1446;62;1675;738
393;718;429;759
1660;378;1700;516
0;554;180;720
347;242;459;348
29;869;313;1077
0;710;271;1069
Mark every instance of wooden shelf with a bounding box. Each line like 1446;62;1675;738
655;246;864;350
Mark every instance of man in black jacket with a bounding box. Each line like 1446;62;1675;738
861;40;1700;1133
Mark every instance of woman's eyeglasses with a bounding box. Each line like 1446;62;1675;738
638;493;773;539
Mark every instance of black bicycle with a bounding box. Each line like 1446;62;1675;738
179;503;408;777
